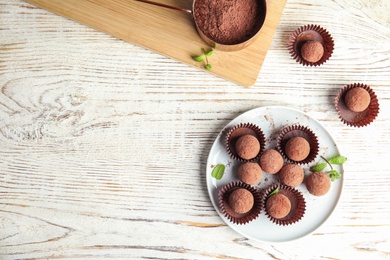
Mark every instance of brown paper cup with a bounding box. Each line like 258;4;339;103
288;24;334;66
334;83;380;127
261;184;306;226
226;123;266;162
218;182;262;225
276;125;319;165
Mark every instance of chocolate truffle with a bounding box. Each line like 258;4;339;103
306;172;331;196
345;87;371;112
279;164;304;187
301;40;324;63
228;188;254;214
259;149;284;174
235;134;260;160
285;137;310;161
266;193;291;219
238;162;262;185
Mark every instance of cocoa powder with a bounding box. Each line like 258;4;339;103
193;0;264;45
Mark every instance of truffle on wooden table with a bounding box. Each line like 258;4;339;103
345;87;371;112
301;40;324;63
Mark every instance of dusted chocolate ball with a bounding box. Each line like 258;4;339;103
279;164;304;187
229;188;254;214
345;87;371;112
238;162;262;185
266;193;291;219
235;134;260;160
306;172;331;196
259;149;284;174
285;137;310;161
301;40;324;63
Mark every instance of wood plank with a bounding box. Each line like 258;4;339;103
23;0;287;86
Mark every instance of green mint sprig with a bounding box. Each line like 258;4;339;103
211;164;225;180
193;48;214;70
310;155;347;181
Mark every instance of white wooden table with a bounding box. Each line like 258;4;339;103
1;0;389;259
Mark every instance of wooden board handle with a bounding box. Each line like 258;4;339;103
135;0;192;14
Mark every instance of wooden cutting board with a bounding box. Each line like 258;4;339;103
24;0;287;87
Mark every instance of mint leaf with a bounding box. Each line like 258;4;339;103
310;162;327;172
211;164;225;180
193;55;205;62
328;169;341;181
328;155;347;165
205;64;212;70
205;49;215;56
268;187;279;197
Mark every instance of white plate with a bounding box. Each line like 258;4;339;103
206;106;343;242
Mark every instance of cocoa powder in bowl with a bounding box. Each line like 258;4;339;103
193;0;266;47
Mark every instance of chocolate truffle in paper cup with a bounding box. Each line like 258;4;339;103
276;125;319;165
226;123;266;162
288;24;334;66
334;83;379;127
219;182;262;225
261;184;306;226
266;193;291;219
285;137;310;162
